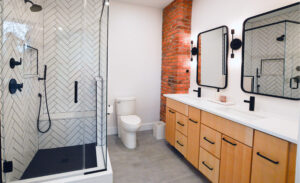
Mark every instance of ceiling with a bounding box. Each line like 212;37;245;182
112;0;174;8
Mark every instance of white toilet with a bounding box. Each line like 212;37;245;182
116;97;142;149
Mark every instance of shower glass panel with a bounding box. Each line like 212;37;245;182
0;0;109;182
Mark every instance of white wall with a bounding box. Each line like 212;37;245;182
190;1;300;181
190;0;300;119
107;1;162;134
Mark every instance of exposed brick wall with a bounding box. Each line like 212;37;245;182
160;0;192;121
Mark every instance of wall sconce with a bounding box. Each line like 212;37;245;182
230;29;242;58
190;41;198;61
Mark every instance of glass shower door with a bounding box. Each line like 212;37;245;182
0;0;109;182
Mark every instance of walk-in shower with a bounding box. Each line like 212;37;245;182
0;0;110;182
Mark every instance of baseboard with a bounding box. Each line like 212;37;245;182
107;121;157;135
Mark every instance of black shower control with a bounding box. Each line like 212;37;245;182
10;58;22;69
9;79;23;94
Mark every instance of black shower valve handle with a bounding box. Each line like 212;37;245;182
10;58;22;69
9;79;23;94
17;83;23;92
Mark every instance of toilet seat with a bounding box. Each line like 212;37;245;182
120;115;141;125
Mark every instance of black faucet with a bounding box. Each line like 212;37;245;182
244;96;255;111
193;87;201;98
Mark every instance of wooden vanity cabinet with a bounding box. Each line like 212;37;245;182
251;131;289;183
219;135;252;183
187;106;201;168
165;107;176;146
165;98;297;183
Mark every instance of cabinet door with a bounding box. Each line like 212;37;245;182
220;135;252;183
165;107;176;146
187;107;201;168
251;131;289;183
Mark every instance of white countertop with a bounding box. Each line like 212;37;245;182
164;94;299;144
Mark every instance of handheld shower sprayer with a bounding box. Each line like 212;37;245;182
37;65;51;133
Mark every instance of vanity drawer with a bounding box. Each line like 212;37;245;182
188;106;201;123
167;98;188;116
199;147;220;183
251;131;289;183
175;130;187;157
201;111;253;147
175;113;188;136
200;124;221;158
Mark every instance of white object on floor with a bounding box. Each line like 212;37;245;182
207;98;235;106
116;97;142;149
153;121;165;140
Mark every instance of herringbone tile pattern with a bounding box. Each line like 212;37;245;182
38;118;96;149
0;0;44;181
43;0;100;114
1;0;107;181
244;9;300;98
285;22;300;98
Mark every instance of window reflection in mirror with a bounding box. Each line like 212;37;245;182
197;26;228;89
242;3;300;100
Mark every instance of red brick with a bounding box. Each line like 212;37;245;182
160;0;192;121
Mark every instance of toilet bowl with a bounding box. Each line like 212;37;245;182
119;115;141;149
116;97;142;149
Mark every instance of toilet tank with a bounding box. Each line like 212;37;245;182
116;97;136;116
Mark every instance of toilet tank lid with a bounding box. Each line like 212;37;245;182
116;97;136;102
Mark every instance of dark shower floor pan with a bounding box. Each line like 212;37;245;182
21;143;97;180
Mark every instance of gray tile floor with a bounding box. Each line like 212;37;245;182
108;130;210;183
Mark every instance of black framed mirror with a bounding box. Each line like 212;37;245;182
241;2;300;100
197;26;229;89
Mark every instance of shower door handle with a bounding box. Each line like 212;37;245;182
74;81;78;103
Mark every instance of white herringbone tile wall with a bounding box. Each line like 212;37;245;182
1;0;107;181
38;118;96;149
37;0;102;150
42;0;101;114
0;0;44;181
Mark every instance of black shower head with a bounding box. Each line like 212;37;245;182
276;35;285;42
24;0;42;12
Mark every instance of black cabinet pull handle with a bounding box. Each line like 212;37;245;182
176;140;184;147
257;152;279;165
177;121;184;126
204;137;215;145
202;161;213;171
74;81;78;103
222;138;237;146
169;110;175;114
189;118;198;124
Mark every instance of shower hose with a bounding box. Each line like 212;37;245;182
37;77;51;133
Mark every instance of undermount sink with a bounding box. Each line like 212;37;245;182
217;107;265;121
